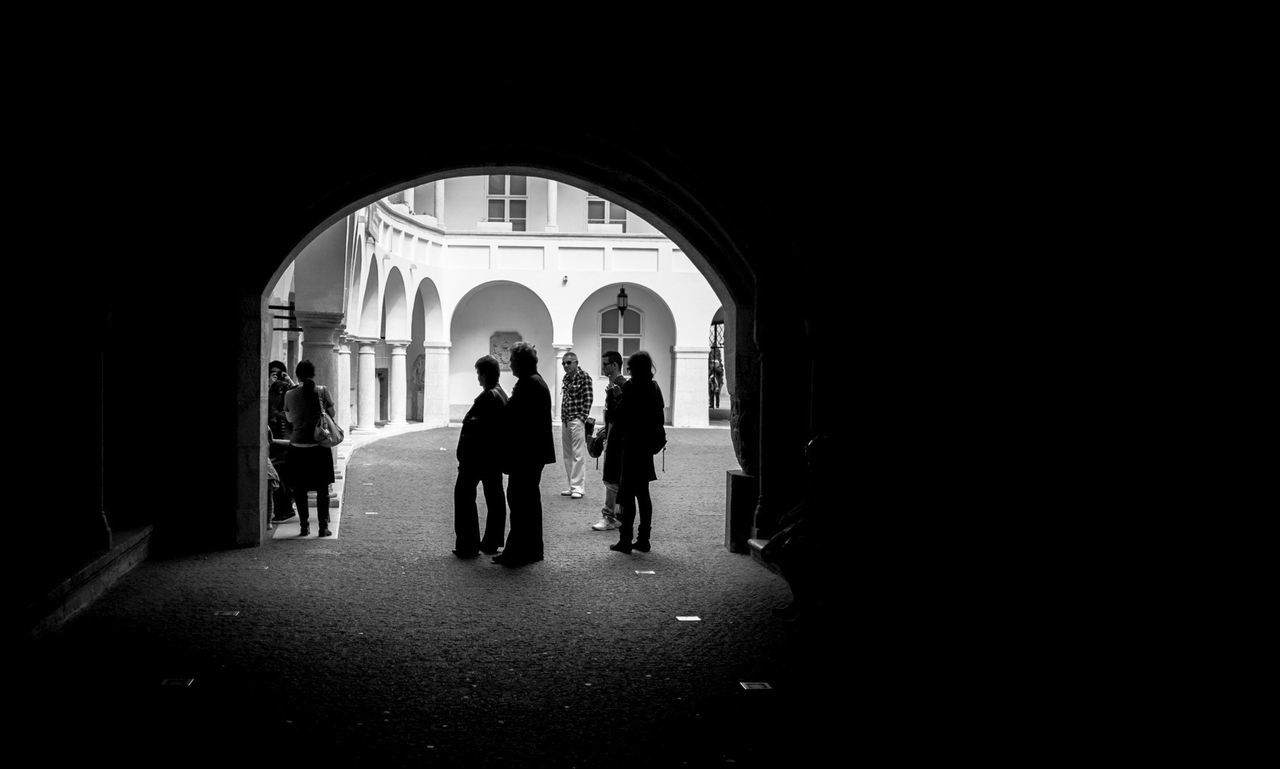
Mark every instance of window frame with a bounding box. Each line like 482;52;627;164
600;305;643;361
586;193;627;232
486;174;528;231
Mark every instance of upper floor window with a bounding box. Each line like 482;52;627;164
487;175;527;231
587;194;627;232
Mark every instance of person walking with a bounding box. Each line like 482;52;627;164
593;350;627;531
283;359;336;538
558;351;593;501
608;351;666;554
453;355;508;558
494;342;555;567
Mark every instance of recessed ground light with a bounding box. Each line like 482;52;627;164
161;678;194;687
213;610;241;617
739;682;773;690
635;570;656;575
676;616;701;622
365;512;379;515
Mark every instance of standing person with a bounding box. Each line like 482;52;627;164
593;350;627;531
608;351;666;554
558;351;593;501
283;359;336;538
267;361;297;522
453;355;508;558
709;358;724;408
494;341;555;567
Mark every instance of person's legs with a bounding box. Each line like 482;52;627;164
561;421;575;493
499;468;542;564
272;474;295;520
453;468;481;555
567;419;586;495
527;465;544;558
603;481;618;515
292;485;311;535
316;485;331;535
479;470;506;552
633;482;653;550
503;470;529;557
611;484;636;552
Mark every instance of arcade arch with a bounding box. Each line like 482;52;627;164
448;281;553;418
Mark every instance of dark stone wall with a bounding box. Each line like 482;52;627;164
19;93;932;635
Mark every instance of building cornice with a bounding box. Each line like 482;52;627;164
373;199;670;244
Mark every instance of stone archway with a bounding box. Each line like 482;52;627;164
246;162;765;549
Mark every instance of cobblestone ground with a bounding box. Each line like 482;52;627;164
19;428;840;768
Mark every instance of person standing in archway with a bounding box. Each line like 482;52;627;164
608;351;666;554
267;360;297;522
452;355;508;558
494;342;554;567
593;350;627;532
558;351;593;501
283;359;336;538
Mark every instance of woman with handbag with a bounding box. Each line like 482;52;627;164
608;350;666;554
283;359;337;537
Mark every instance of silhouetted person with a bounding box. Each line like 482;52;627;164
593;350;627;532
709;358;724;408
761;434;834;621
453;355;508;558
283;359;336;538
608;351;666;554
267;360;297;522
493;342;554;567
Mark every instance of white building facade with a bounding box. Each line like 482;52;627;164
267;175;726;434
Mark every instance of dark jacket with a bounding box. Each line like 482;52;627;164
268;380;295;439
502;372;555;472
601;374;627;484
608;378;664;486
457;386;507;471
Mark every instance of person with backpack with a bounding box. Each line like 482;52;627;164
607;351;666;554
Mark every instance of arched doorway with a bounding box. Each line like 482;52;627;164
246;166;762;548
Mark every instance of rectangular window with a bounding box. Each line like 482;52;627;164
601;308;641;362
487;175;527;231
587;194;627;232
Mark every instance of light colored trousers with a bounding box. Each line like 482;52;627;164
603;477;620;515
561;418;586;494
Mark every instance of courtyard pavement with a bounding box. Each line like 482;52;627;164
18;425;842;768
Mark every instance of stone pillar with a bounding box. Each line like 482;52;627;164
336;335;353;430
404;187;415;214
388;340;410;425
435;180;446;222
423;342;451;427
545;180;559;232
552;344;573;421
671;346;711;428
295;311;344;397
355;338;379;432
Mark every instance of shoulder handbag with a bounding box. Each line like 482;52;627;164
313;387;345;448
588;427;606;458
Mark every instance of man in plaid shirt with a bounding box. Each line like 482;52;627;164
559;351;594;499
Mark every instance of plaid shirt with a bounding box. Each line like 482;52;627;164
560;367;594;422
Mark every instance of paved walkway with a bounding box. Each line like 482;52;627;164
19;425;840;768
